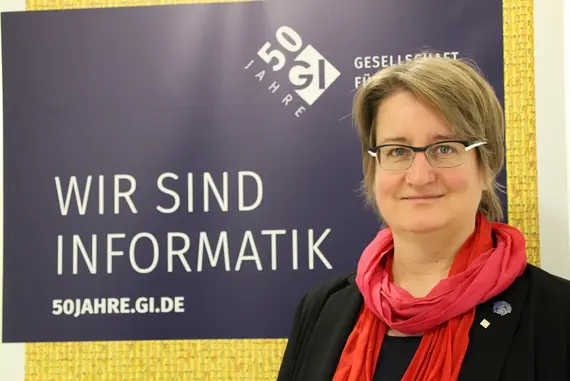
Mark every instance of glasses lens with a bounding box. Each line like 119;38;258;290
426;142;466;167
379;145;414;170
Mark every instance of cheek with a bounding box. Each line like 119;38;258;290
441;167;484;198
375;171;403;197
440;169;471;191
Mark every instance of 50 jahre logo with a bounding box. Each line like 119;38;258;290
244;26;341;118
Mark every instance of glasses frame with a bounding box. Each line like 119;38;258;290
367;140;487;171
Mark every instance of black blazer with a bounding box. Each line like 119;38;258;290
277;264;570;380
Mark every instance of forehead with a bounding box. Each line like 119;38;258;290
373;90;455;144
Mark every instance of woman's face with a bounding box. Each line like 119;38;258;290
373;90;485;234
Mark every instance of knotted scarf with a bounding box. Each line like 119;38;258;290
332;213;527;381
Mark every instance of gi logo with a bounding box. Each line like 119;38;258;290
244;26;341;117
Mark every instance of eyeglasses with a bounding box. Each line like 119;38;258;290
368;140;487;171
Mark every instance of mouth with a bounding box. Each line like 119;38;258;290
402;195;444;201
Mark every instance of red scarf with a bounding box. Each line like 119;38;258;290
332;213;527;381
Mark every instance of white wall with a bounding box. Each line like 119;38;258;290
0;1;26;379
1;0;24;12
535;0;570;280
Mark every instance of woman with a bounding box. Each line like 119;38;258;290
277;55;570;381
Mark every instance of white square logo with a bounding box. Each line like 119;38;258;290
244;26;341;117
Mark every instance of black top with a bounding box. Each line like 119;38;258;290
373;335;422;381
277;263;570;381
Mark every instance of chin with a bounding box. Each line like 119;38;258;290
383;211;452;234
397;218;449;233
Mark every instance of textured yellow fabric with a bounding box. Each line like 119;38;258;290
503;0;539;267
21;0;538;379
25;339;287;380
27;0;256;10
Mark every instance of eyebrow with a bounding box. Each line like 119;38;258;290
376;134;458;145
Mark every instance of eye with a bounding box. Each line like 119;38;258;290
388;147;407;157
435;145;456;154
387;147;410;157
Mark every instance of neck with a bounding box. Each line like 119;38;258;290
391;220;476;298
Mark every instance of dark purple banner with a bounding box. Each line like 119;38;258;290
1;0;504;342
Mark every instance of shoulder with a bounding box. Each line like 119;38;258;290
277;272;361;380
290;271;361;331
527;263;570;294
526;264;570;314
299;271;359;312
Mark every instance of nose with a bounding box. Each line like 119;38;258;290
405;152;436;185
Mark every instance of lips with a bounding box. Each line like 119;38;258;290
402;195;443;200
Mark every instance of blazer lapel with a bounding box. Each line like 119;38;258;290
459;267;531;381
296;276;363;381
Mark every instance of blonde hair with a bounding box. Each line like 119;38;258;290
352;54;505;221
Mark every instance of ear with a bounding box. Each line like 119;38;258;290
477;165;492;191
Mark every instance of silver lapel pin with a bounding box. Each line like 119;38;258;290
492;300;512;316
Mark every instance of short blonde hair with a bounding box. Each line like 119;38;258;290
352;54;505;221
